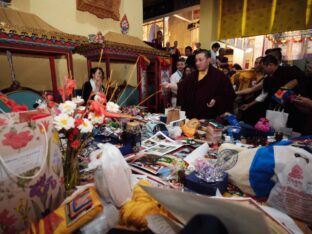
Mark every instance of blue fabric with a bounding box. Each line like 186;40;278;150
249;140;291;197
7;91;43;110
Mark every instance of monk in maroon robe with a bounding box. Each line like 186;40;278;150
163;49;236;119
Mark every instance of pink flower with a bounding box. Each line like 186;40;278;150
255;118;270;133
2;130;33;149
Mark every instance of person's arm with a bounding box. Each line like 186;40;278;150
240;89;268;111
293;96;312;109
162;82;178;92
240;100;257;111
236;80;263;95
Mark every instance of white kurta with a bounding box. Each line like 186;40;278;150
210;50;218;68
170;70;183;107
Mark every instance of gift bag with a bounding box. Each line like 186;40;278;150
267;145;312;222
266;108;288;132
0;111;64;233
166;108;180;124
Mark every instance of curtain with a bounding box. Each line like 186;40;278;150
243;0;273;36
219;0;244;39
271;0;307;33
218;0;311;39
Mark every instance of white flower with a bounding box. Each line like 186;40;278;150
106;101;120;113
88;112;104;125
78;118;93;133
54;114;75;131
58;101;77;115
72;96;84;105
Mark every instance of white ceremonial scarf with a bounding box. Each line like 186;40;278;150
90;78;102;92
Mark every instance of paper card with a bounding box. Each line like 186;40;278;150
183;142;210;167
147;214;183;234
142;131;177;150
142;186;271;234
143;143;180;156
0;145;44;179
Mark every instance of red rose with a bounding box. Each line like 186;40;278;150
70;139;80;149
72;127;79;135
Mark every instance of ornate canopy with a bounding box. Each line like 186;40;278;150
0;7;87;49
75;31;168;58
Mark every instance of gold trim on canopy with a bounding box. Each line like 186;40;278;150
76;31;169;57
0;7;87;43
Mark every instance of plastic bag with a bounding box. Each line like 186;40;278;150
267;145;312;222
88;143;132;207
266;108;288;132
80;202;119;234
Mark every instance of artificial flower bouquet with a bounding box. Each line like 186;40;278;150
43;75;122;192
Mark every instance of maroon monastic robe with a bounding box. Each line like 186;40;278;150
177;65;236;119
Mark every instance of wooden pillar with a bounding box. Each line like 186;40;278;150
105;55;110;80
49;57;58;101
199;0;220;49
87;59;92;78
66;52;74;78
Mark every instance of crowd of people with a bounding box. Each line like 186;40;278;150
154;31;312;135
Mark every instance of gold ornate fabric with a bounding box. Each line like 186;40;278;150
0;8;87;42
271;0;307;33
244;0;273;36
76;0;121;21
218;0;311;39
219;0;244;39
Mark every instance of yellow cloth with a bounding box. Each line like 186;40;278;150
23;186;103;234
230;70;263;91
120;180;171;231
198;68;208;81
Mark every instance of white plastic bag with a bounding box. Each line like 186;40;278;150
267;146;312;222
266;108;288;132
88;143;132;207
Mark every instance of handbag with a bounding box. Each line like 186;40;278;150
0;111;64;233
266;107;289;132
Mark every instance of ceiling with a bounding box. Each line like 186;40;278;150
143;0;199;21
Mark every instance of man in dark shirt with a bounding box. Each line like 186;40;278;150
162;49;236;119
261;55;307;132
185;46;196;70
217;48;229;69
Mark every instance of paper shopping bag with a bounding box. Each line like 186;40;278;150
0;111;64;233
166;108;180;124
266;108;288;132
